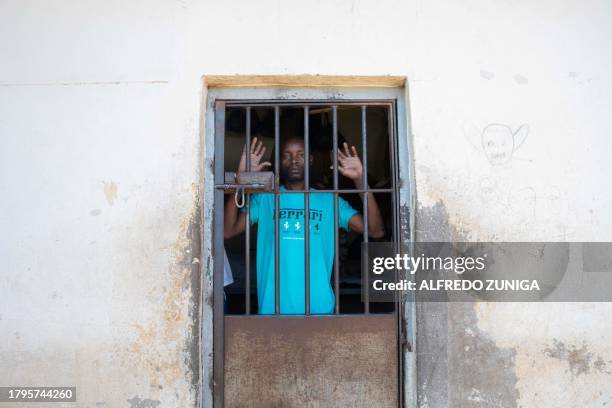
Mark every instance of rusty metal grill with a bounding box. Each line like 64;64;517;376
213;99;402;408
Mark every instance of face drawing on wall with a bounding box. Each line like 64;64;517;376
462;121;530;166
480;124;529;165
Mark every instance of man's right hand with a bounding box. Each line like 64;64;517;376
238;137;271;172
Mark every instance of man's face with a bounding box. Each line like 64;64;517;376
280;138;306;182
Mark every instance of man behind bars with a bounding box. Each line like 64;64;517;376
224;134;385;314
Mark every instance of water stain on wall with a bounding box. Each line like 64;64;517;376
448;302;519;408
116;183;201;406
415;200;520;408
127;395;161;408
544;339;611;377
103;181;118;206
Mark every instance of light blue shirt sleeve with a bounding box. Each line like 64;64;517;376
338;196;359;231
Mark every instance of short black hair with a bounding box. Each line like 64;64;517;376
279;135;304;152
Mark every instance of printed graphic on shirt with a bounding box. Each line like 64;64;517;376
276;208;323;236
240;189;358;314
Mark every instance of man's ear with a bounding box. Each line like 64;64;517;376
309;154;314;165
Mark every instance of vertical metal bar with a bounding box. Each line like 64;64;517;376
245;107;251;315
388;101;404;408
389;105;399;309
213;101;225;408
361;106;370;314
386;101;403;408
304;106;310;315
274;106;280;315
332;105;340;314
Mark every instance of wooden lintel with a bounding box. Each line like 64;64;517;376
204;75;406;88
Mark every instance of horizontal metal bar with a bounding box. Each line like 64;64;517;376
224;313;396;319
215;183;267;190
224;100;395;108
216;187;392;193
269;188;393;194
217;187;392;193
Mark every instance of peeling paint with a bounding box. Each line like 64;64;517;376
126;395;161;408
185;183;203;405
112;182;201;406
513;74;529;85
544;339;611;377
400;203;411;241
416;200;520;408
415;200;470;242
449;303;519;408
0;80;168;87
480;70;495;80
103;181;118;206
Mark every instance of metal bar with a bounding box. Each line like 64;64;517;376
215;183;268;190
388;105;399;310
212;101;225;408
274;106;280;315
332;105;340;314
245;107;251;315
388;102;404;408
224;313;394;319
225;100;394;108
264;188;393;194
245;107;251;169
362;106;369;314
304;106;310;315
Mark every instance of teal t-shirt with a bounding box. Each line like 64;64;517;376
245;186;358;314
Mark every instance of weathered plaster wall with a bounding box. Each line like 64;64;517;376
1;0;611;407
407;1;612;406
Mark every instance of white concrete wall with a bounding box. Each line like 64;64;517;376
1;0;611;407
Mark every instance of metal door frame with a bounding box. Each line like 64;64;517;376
201;86;416;408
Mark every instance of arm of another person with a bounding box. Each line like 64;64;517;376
337;142;385;239
224;137;271;239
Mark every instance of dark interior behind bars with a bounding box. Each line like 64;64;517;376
223;105;395;314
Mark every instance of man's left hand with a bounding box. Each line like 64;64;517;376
337;142;363;182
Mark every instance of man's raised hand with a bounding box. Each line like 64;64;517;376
337;142;363;181
238;137;272;172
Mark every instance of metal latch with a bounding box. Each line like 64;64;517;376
215;171;275;208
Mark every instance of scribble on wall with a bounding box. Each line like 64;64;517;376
463;123;529;165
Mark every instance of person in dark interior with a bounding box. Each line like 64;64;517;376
224;134;385;314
